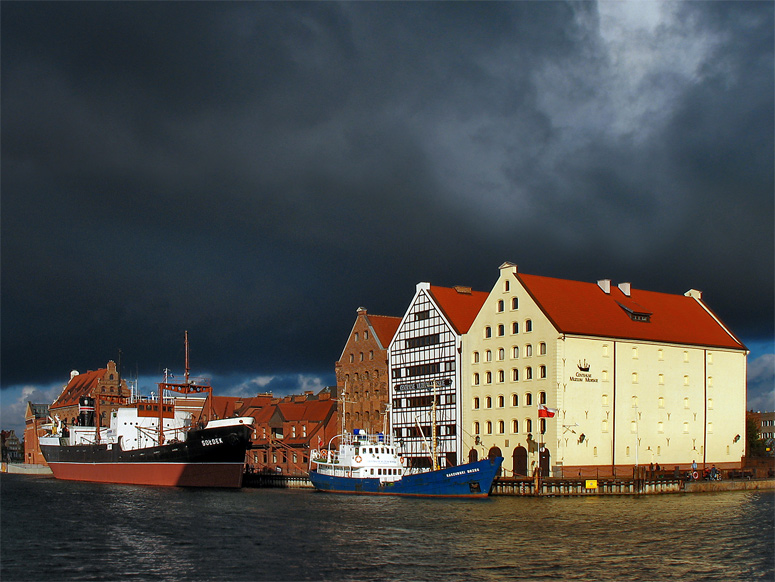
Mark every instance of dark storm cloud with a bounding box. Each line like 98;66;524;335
2;2;772;388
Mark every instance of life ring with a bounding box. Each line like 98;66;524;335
399;456;404;464
692;471;699;480
355;455;362;463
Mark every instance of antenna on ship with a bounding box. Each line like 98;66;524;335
184;330;190;385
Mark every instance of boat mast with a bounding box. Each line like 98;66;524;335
431;379;438;471
159;369;168;446
340;379;347;437
185;330;190;385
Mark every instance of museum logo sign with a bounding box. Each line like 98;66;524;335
570;359;598;383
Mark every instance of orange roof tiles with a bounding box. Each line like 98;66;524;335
428;285;489;334
276;399;335;423
516;273;745;350
367;314;401;348
50;369;106;409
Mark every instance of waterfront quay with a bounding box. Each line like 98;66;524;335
243;469;775;496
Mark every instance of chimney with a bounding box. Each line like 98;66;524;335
685;289;703;300
454;285;472;295
618;282;631;297
597;279;611;294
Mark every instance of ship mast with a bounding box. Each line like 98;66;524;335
431;379;439;471
185;330;190;385
340;379;347;437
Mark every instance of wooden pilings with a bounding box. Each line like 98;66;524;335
490;476;684;496
242;472;314;489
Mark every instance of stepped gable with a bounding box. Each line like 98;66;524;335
50;369;106;410
428;285;489;334
516;272;746;350
26;402;50;419
366;314;401;349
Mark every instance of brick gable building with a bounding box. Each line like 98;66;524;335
335;307;400;435
24;402;50;465
49;361;131;430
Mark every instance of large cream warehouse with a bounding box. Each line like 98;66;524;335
463;262;747;478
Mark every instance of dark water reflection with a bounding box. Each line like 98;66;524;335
1;474;772;581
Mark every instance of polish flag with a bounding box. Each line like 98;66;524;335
538;404;558;418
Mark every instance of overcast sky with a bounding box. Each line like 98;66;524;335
2;2;773;435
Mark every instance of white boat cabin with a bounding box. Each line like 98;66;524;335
312;429;406;483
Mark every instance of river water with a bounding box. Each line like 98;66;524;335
1;474;772;581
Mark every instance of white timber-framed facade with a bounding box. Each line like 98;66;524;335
388;283;487;470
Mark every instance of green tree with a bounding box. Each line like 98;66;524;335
746;417;767;457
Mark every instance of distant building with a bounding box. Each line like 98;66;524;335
24;402;50;464
244;389;337;475
335;307;400;435
748;410;775;455
1;430;23;463
464;262;747;478
49;361;131;430
388;283;488;469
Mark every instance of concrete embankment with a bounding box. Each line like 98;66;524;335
1;463;52;475
683;479;775;493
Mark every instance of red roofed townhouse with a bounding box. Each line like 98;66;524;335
48;361;130;433
464;262;748;479
388;283;489;470
245;389;337;475
335;307;401;435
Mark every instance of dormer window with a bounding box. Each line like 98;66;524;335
617;301;652;322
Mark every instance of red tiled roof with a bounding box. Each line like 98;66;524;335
428;286;489;334
249;405;277;424
276;399;335;422
50;369;106;409
367;314;401;348
209;396;245;419
516;273;745;350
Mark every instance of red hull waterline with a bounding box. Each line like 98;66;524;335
48;461;245;488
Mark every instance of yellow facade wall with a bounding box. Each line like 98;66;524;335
462;263;747;477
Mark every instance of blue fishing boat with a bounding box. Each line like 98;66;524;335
309;430;502;497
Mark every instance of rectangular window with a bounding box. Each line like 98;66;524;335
405;334;440;349
405;363;441;377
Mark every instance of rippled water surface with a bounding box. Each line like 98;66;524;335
2;474;773;581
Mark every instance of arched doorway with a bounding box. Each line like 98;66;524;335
513;446;528;476
468;448;479;463
539;447;551;477
488;447;503;476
